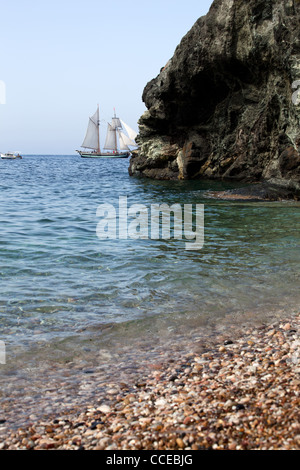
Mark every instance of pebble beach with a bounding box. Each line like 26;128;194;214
0;312;299;451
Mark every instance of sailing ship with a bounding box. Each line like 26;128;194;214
1;151;22;160
76;106;138;158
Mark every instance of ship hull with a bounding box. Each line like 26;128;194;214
1;153;22;159
76;150;130;159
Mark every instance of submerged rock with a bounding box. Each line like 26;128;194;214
129;0;300;196
206;181;300;201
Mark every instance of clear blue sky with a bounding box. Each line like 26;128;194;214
0;0;213;154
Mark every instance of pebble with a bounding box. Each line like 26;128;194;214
98;405;111;414
176;438;185;449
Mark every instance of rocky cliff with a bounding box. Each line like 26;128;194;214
129;0;300;193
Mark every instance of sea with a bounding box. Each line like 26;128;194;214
0;155;300;425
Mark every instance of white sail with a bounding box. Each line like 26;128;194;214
104;123;117;150
81;108;99;150
118;130;136;148
120;120;138;142
111;117;122;129
118;131;130;151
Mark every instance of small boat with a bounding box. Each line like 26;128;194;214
1;151;22;159
76;106;138;158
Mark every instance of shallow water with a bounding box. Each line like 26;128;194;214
0;155;300;377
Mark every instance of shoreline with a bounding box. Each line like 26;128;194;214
0;311;299;450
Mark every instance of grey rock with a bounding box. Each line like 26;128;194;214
129;0;300;197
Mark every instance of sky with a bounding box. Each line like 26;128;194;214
0;0;213;154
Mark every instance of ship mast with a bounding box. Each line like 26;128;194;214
113;108;118;152
97;104;100;153
103;109;136;154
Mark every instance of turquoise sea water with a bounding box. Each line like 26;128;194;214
1;155;300;371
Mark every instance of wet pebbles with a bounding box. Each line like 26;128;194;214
0;315;299;450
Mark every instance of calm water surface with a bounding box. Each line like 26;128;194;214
0;155;300;370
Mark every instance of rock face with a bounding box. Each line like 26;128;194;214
129;0;300;193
